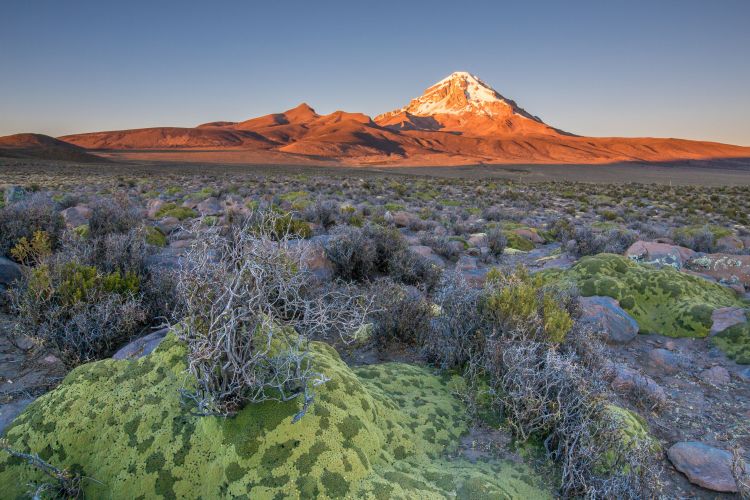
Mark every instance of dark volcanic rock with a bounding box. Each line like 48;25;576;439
578;296;639;344
667;441;747;493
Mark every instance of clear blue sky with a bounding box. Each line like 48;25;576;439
2;0;749;145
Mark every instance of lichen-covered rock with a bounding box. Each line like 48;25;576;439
0;333;549;499
543;254;745;339
625;240;696;269
711;314;750;364
686;253;750;290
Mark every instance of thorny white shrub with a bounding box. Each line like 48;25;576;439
176;211;372;420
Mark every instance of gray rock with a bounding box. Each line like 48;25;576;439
668;441;748;493
578;296;639;344
196;197;223;216
60;205;91;228
0;398;36;435
737;367;750;382
467;233;488;248
0;257;22;287
647;348;688;375
709;307;747;336
700;366;730;386
456;255;478;272
113;328;169;361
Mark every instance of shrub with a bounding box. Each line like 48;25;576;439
10;230;52;266
369;279;432;348
88;198;141;237
304;200;339;229
11;258;148;365
175;211;371;418
671;225;718;253
324;225;376;281
155;203;196;220
486;227;507;256
423;271;486;370
483;267;574;344
567;226;637;257
0;193;64;257
145;226;167;247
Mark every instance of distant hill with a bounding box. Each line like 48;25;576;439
0;133;106;162
52;72;750;166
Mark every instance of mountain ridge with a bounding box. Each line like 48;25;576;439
7;72;749;166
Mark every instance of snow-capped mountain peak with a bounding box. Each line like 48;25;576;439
374;72;557;136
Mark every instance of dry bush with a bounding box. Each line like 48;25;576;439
567;226;637;257
423;271;486;370
304;200;340;229
487;227;507;256
176;211;371;419
324;225;377;281
368;279;431;349
732;445;750;499
87;198;141;237
0;193;64;257
484;338;662;498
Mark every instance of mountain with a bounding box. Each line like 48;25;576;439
53;72;750;166
0;133;105;162
375;72;564;136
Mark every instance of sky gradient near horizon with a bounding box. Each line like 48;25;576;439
2;0;749;145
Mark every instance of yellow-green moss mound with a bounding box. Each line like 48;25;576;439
0;333;549;499
544;254;745;340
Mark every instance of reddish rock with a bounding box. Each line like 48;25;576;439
686;254;750;289
625;240;696;269
647;348;687;375
668;441;748;493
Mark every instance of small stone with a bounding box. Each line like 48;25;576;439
112;328;169;361
647;348;686;374
668;441;747;493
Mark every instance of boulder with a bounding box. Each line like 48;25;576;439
304;237;333;281
0;398;35;435
112;328;169;360
610;364;667;408
699;366;730;386
710;306;747;336
647;348;688;375
717;235;744;251
578;296;638;344
146;199;166;219
196;197;223;216
625;240;696;269
156;216;181;235
667;441;748;493
60;205;91;228
686;253;750;290
456;255;478;272
513;228;544;244
467;233;488;248
409;245;445;268
0;257;22;287
391;211;416;228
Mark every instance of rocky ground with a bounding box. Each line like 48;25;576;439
0;163;749;497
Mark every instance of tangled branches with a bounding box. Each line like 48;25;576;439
176;210;371;419
0;438;100;499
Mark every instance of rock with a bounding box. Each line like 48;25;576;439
304;236;333;281
686;253;750;290
625;240;696;269
456;255;478;272
60;205;91;228
0;398;36;435
710;306;747;336
513;228;544;244
196;197;223;216
156;216;181;235
578;296;639;344
667;441;748;493
146;199;166;219
467;233;488;248
391;211;416;228
699;366;730;386
717;235;744;251
409;245;446;268
737;367;750;382
3;186;26;205
647;348;687;375
112;328;169;360
610;364;667;408
0;257;22;287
